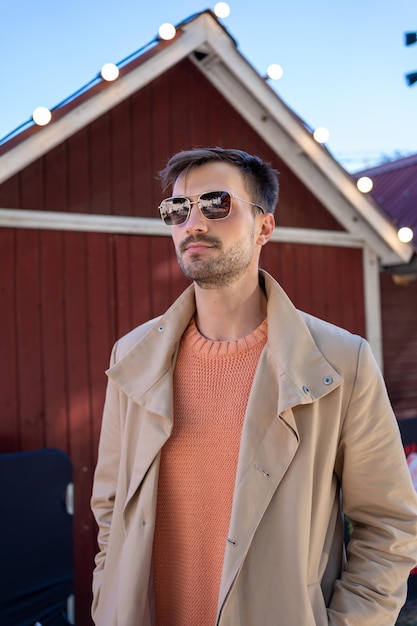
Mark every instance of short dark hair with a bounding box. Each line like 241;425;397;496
159;147;279;214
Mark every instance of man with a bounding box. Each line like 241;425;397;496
91;147;417;626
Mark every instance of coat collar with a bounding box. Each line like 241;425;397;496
107;270;343;418
261;270;342;414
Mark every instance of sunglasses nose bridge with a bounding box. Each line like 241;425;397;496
181;198;198;220
184;198;208;229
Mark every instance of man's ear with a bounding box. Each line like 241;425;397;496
256;213;275;246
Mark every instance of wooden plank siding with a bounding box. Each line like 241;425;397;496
262;243;365;335
0;57;365;624
380;273;417;418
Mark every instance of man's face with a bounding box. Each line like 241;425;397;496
170;161;265;289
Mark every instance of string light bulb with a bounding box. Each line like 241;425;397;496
101;63;119;81
313;127;330;144
397;226;414;243
158;23;176;40
266;64;284;80
32;106;52;126
214;2;231;18
356;176;373;193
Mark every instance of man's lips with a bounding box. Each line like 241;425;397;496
184;243;212;253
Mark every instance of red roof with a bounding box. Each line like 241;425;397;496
356;154;417;250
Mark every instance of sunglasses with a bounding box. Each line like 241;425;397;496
158;190;265;226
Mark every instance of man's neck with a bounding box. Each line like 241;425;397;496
193;275;267;341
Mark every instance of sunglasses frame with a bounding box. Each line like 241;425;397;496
158;190;264;226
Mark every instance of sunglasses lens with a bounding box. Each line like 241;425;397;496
160;197;190;225
199;191;231;219
159;191;232;224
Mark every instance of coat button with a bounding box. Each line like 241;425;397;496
302;385;310;394
323;376;333;385
157;325;164;332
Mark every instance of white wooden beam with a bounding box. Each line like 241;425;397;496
362;245;383;369
0;207;363;248
0;208;166;236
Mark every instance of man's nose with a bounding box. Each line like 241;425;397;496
185;203;208;232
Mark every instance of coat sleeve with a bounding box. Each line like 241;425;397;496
90;343;121;620
328;338;417;625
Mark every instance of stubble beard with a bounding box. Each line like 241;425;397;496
176;227;256;289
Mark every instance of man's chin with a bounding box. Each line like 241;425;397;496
180;266;238;289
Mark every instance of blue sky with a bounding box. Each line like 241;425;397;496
2;0;416;172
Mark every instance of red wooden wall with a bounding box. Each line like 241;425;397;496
262;243;365;334
0;57;366;624
380;273;417;418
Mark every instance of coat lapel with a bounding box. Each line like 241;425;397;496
106;284;197;509
217;347;301;611
123;372;176;510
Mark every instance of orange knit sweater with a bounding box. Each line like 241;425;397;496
153;317;268;625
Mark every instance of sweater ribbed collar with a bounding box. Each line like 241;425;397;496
181;317;268;356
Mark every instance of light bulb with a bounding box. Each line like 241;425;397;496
214;2;231;18
266;64;284;80
32;106;52;126
356;176;373;193
101;63;119;81
397;226;414;243
158;23;176;40
313;127;330;144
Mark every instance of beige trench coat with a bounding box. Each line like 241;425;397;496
91;271;417;626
